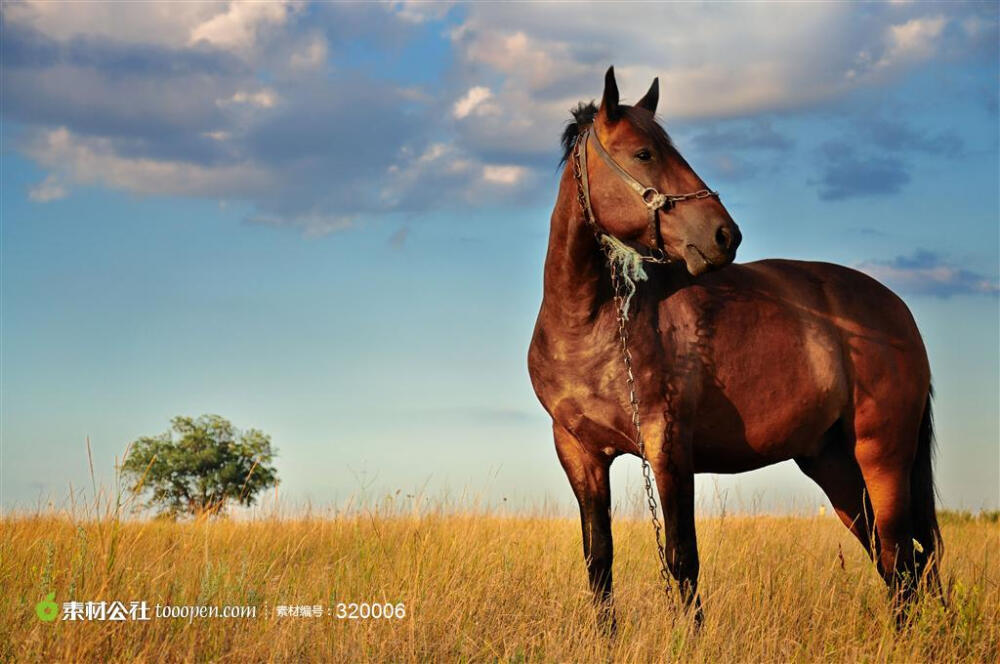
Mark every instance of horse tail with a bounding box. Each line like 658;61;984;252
911;386;942;592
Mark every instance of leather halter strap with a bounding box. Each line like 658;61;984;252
573;127;719;260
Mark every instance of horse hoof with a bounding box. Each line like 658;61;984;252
693;607;704;631
598;612;618;638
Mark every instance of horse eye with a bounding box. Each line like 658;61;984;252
635;149;652;162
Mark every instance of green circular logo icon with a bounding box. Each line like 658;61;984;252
36;592;58;622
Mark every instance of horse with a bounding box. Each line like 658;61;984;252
527;67;940;630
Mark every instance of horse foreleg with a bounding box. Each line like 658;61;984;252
553;423;616;634
649;434;702;625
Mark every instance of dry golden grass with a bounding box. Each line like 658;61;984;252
2;502;998;662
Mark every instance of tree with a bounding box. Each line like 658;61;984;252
121;414;278;518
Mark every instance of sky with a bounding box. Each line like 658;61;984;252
2;1;998;515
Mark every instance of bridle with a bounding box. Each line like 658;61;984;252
570;124;720;601
571;126;719;263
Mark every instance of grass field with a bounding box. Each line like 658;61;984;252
2;501;997;662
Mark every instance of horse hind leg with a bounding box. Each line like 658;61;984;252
854;425;921;626
795;424;877;560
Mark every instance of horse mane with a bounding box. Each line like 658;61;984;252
559;101;598;166
559;100;674;167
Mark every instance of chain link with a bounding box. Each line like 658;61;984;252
571;134;601;243
608;260;674;596
666;188;718;203
572;132;674;596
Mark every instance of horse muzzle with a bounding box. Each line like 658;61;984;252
681;220;741;275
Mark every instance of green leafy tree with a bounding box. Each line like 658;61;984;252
121;415;278;518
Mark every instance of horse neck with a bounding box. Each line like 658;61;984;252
540;166;609;327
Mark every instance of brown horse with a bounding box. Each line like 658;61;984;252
528;67;940;629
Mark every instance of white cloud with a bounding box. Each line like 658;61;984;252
189;1;299;53
453;86;496;119
26;127;270;198
203;130;232;141
382;142;533;207
28;174;67;202
289;35;329;70
482;165;526;185
452;4;855;119
3;0;305;59
420;143;449;162
388;1;454;24
2;0;222;47
444;4;867;159
220;89;279;108
459;29;574;91
878;16;947;68
4;2;452;230
848;15;948;80
858;251;999;298
4;1;994;229
445;4;981;161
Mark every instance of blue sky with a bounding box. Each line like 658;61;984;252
2;1;998;513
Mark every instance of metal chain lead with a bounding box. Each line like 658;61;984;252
608;259;674;596
572;130;674;596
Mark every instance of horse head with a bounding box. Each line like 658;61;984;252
568;67;741;275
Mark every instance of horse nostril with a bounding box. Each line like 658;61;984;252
715;226;731;250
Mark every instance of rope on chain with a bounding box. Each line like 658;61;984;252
602;242;674;597
599;235;647;318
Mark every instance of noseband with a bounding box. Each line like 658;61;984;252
572;127;719;263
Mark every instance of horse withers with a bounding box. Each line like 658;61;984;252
527;67;940;630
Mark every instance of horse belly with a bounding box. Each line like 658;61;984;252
690;305;848;474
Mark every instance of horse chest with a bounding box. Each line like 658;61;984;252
529;323;664;449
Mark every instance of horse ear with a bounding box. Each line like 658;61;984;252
636;77;659;114
600;66;620;121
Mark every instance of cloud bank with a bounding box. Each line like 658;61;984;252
2;0;996;231
858;250;999;298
